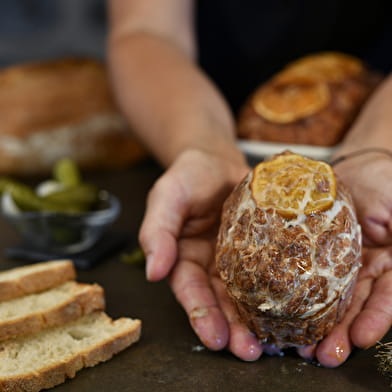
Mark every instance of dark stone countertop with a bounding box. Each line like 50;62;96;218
0;159;390;392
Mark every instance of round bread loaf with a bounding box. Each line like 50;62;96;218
0;58;146;175
238;52;382;146
216;152;361;348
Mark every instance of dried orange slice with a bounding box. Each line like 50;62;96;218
252;75;329;124
250;152;336;218
283;52;364;83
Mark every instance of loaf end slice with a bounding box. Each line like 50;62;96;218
0;260;76;302
0;311;141;392
0;281;105;341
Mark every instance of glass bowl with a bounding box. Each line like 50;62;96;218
1;192;121;254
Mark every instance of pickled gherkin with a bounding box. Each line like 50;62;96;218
0;180;89;213
42;184;99;211
0;158;118;255
0;177;24;194
53;158;82;187
0;159;104;214
121;248;145;266
2;181;43;211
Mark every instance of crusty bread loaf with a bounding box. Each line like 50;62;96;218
238;52;382;146
0;281;105;341
0;58;147;175
0;260;76;302
0;311;141;392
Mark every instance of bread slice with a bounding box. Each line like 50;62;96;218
0;311;141;392
0;260;76;302
0;281;105;341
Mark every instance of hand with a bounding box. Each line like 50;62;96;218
139;149;263;360
298;155;392;367
334;153;392;246
299;246;392;367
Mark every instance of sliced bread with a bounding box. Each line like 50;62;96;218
0;311;142;392
0;260;76;302
0;281;105;341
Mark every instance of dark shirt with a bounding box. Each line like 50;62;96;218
196;0;392;112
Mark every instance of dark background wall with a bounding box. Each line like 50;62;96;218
0;0;107;67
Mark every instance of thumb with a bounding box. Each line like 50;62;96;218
138;176;187;281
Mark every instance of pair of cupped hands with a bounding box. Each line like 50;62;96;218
139;147;392;367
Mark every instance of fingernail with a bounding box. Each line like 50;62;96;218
363;342;376;350
239;342;262;362
334;344;347;363
322;341;350;367
194;323;226;350
145;254;153;280
190;313;228;351
212;334;226;348
248;343;262;358
298;344;317;359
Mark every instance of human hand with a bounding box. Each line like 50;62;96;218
298;245;392;367
298;155;392;366
333;153;392;246
140;148;392;365
139;149;264;360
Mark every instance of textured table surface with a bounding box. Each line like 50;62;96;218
0;160;390;392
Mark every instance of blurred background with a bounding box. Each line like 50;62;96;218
0;0;148;178
0;0;107;66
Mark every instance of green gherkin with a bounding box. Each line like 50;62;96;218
53;158;82;187
0;158;99;213
42;184;99;210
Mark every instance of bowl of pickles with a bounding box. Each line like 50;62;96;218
0;158;121;254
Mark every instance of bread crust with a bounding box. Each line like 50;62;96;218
0;260;76;302
0;313;141;392
0;58;118;138
238;52;382;146
0;58;146;175
0;283;105;341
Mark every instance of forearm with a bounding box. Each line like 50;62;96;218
107;32;246;169
334;73;392;157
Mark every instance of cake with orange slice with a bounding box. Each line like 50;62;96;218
238;52;381;146
215;151;361;348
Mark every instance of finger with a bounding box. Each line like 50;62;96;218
362;215;392;246
211;276;262;361
316;277;372;367
297;344;317;360
316;327;352;368
364;218;389;246
169;260;229;350
139;178;186;281
350;270;392;348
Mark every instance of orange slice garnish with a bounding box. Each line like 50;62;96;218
250;152;336;218
283;52;364;83
252;75;329;124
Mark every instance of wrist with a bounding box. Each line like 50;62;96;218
332;147;392;183
331;147;392;166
